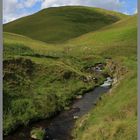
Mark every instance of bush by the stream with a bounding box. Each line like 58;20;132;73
3;57;101;135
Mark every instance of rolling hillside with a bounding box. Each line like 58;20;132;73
3;6;137;140
4;6;127;43
3;31;106;136
70;15;137;140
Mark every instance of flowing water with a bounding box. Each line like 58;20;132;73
4;77;112;140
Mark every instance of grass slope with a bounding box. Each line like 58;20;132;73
73;70;137;140
3;6;137;140
72;15;137;140
4;6;127;43
64;15;137;57
3;33;106;135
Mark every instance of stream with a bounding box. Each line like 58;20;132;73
4;77;113;140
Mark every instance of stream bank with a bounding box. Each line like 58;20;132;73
4;77;113;140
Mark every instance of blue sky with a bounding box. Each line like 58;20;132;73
3;0;137;23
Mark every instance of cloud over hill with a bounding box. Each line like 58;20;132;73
3;0;137;23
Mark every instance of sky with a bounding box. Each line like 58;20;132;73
3;0;137;23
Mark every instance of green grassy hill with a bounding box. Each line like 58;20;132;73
4;6;127;43
64;15;137;57
3;6;137;140
3;32;106;135
71;15;137;140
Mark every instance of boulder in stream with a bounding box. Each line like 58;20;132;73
76;95;83;99
73;116;79;119
30;127;45;140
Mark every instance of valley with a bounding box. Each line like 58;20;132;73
3;6;137;140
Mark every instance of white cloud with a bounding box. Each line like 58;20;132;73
122;11;130;15
3;0;135;23
41;0;123;11
3;11;29;24
22;0;42;8
41;0;80;8
3;0;41;23
134;8;138;14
